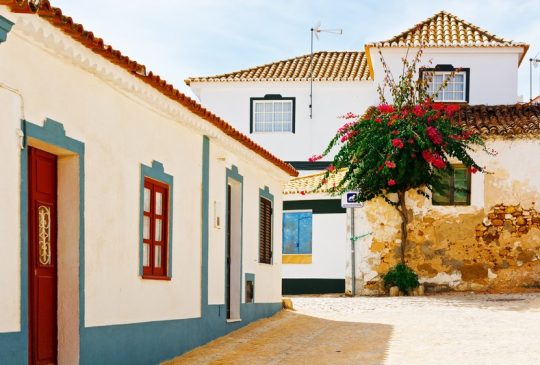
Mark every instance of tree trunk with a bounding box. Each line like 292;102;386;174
396;190;408;264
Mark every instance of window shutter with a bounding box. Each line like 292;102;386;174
259;197;272;264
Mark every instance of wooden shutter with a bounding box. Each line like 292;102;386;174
259;197;272;264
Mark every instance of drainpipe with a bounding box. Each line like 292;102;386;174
350;207;355;296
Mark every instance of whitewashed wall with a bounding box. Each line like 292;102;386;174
372;47;521;105
0;8;287;333
190;81;376;162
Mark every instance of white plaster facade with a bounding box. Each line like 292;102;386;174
190;81;375;163
0;6;293;364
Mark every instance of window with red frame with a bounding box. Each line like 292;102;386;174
142;177;169;278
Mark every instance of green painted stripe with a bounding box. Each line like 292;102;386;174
283;199;345;214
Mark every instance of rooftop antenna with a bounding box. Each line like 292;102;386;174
309;22;342;119
530;53;540;103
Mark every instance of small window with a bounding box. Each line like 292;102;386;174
432;166;471;206
246;280;254;303
250;96;295;133
282;211;312;255
142;177;169;278
422;67;469;103
259;197;273;264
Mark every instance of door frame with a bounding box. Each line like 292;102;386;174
224;166;243;321
20;119;85;363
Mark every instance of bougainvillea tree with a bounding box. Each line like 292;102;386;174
313;49;491;264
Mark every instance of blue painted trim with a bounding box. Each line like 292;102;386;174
79;302;281;365
139;161;174;277
225;165;244;319
259;186;274;264
0;14;14;43
0;119;84;365
245;273;255;303
201;136;210;311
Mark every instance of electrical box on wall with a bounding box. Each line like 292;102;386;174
214;201;222;229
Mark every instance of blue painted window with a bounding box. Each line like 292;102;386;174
282;211;312;254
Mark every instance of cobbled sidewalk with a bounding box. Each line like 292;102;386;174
294;293;540;365
165;293;540;365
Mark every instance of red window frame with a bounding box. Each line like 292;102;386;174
142;177;169;279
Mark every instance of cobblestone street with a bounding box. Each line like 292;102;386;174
165;293;540;365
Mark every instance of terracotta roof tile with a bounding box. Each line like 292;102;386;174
456;104;540;136
1;0;297;176
368;11;528;64
283;169;346;195
186;51;371;85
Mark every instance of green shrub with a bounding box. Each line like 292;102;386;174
382;263;419;294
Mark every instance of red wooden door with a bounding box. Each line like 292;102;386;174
28;147;58;365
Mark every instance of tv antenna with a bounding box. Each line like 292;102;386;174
309;22;342;118
530;52;540;103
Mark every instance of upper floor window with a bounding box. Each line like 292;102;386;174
250;95;295;133
422;66;470;103
432;165;471;206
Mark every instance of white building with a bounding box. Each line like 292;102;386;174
0;1;296;364
187;11;529;294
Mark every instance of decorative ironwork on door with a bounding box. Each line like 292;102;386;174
38;205;51;266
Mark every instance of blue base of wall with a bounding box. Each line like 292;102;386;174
0;302;281;365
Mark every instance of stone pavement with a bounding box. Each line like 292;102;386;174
164;293;540;365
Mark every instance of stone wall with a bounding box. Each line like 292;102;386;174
359;196;540;294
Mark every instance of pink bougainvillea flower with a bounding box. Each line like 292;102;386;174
308;154;322;162
392;130;399;135
377;104;395;114
426;126;443;145
432;102;445;111
388;179;396;186
431;157;446;169
467;166;478;174
375;117;382;123
445;104;460;117
385;161;396;169
422;150;433;162
326;164;335;172
341;112;359;120
300;190;306;195
413;105;425;117
408;138;415;144
321;178;328;184
392;138;404;149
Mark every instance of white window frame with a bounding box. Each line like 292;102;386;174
252;99;294;133
425;70;467;103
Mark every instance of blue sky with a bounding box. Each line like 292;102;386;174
53;0;539;101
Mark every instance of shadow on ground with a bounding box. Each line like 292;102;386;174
163;310;392;365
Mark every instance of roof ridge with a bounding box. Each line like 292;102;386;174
375;10;509;44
